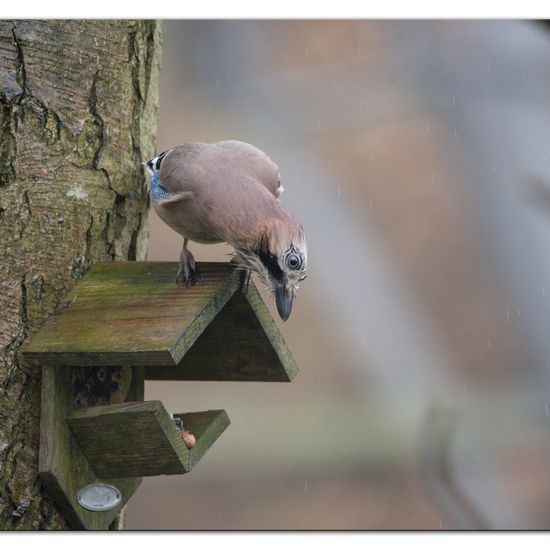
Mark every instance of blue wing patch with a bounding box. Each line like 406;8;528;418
150;174;176;201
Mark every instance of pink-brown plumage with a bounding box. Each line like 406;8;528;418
145;140;308;320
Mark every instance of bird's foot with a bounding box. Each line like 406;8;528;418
176;247;197;286
239;268;251;295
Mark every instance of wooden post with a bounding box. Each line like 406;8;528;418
38;365;143;530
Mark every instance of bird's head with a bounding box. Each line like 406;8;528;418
233;216;308;321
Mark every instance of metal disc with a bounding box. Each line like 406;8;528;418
77;483;122;512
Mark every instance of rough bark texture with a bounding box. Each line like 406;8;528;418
0;20;162;529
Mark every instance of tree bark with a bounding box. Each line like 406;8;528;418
0;20;161;529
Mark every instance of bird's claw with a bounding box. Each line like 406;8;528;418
176;248;197;286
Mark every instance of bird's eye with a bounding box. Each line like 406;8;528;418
286;253;301;270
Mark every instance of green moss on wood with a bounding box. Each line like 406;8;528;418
22;261;299;383
66;402;230;478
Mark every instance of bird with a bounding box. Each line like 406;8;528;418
143;140;308;321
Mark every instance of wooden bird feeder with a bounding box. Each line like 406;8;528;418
22;262;298;530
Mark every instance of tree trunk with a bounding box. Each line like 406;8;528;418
0;20;162;529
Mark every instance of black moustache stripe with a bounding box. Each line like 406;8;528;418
258;248;283;280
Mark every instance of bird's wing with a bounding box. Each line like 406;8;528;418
214;140;283;199
144;146;198;206
156;190;195;207
157;143;207;198
159;141;283;200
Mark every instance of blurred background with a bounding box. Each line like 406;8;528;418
126;20;550;529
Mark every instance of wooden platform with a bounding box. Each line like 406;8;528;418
67;402;230;478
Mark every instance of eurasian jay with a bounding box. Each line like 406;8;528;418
144;140;308;321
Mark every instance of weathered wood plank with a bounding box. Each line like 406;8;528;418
39;365;143;530
244;282;300;380
66;401;230;478
22;262;240;367
145;283;299;381
22;261;299;382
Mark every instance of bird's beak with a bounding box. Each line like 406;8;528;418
275;278;294;321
